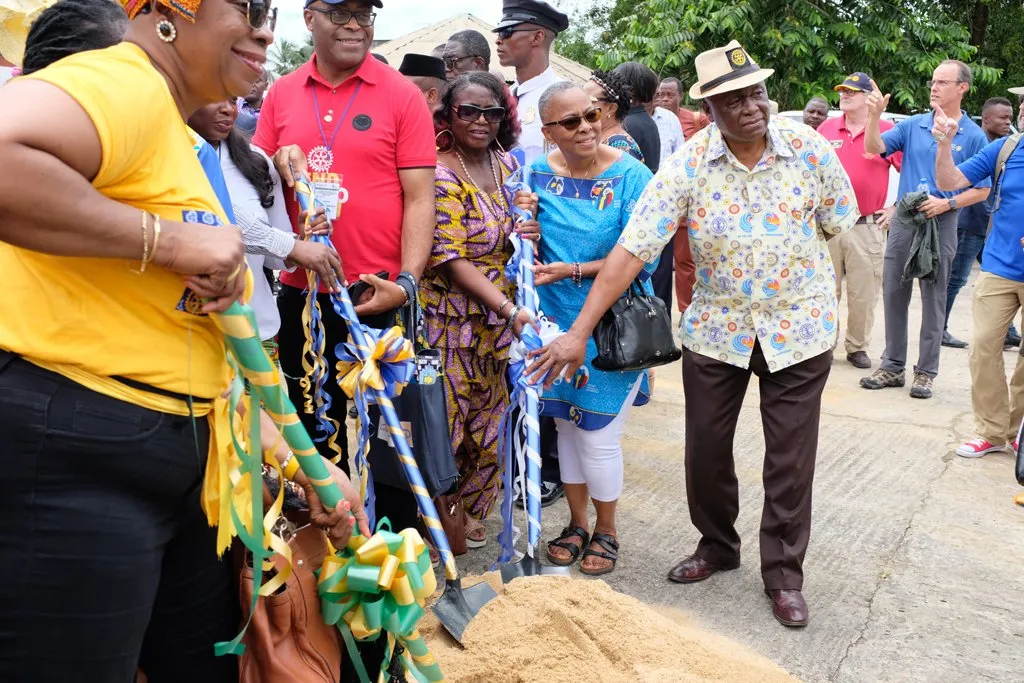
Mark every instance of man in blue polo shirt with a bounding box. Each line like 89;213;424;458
860;60;991;399
934;105;1024;457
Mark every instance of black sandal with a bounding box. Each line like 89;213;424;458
580;532;619;576
545;525;589;566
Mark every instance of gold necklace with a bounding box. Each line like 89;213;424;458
455;148;507;212
566;156;598;199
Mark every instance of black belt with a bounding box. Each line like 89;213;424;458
0;349;211;407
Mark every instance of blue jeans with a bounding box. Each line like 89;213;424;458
945;228;987;329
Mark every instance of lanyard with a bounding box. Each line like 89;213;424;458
311;81;362;151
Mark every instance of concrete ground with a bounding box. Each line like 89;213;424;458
458;265;1024;682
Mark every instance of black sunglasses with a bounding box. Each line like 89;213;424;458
306;7;377;27
456;104;506;124
543;107;602;131
243;0;277;30
496;27;534;40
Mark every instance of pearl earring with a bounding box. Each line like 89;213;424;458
156;19;177;43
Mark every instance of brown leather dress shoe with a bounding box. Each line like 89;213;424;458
765;589;809;627
667;553;740;584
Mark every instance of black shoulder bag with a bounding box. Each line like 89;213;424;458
591;280;681;372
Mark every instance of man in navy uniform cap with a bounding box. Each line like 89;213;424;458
494;0;569;167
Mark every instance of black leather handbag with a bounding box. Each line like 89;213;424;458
591;280;682;372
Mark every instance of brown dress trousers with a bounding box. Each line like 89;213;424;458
682;341;833;591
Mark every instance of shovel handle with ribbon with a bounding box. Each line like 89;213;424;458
293;170;495;646
209;188;444;681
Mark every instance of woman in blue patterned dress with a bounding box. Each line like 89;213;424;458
584;70;644;164
513;82;654;576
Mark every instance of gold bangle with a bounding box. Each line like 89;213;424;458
135;211;150;273
282;450;301;480
147;214;161;269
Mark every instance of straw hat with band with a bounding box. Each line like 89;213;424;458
688;40;774;100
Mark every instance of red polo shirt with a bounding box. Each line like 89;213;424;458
253;53;435;291
817;115;902;216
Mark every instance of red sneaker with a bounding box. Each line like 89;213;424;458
955;439;1007;459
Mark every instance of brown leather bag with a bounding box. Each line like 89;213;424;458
437;493;467;556
237;512;342;683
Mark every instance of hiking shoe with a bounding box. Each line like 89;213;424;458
860;368;905;390
956;439;1007;458
540;480;565;507
846;351;872;369
910;372;933;399
942;331;968;349
1006;329;1022;349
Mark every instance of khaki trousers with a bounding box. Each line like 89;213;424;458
969;272;1024;445
828;220;885;354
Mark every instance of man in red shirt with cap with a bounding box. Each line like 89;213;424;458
817;72;901;369
253;0;435;500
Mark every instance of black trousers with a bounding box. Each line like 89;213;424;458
0;353;238;682
651;236;675;308
682;342;832;590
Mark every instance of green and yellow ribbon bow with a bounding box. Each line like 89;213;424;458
318;520;443;683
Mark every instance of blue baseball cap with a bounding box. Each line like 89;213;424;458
835;72;873;93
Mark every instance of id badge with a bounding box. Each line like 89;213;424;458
310;172;349;219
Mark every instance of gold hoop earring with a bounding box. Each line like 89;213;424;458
435;129;455;153
156;18;177;43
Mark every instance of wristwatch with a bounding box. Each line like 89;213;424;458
949;198;959;210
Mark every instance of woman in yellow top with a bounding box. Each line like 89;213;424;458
0;1;364;680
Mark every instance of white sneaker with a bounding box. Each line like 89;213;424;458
955;439;1007;459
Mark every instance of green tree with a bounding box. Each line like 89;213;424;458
938;0;1024;112
591;0;1000;113
269;36;313;76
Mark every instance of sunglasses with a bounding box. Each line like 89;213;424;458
443;55;478;70
242;0;277;30
306;7;377;27
543;107;602;131
456;104;506;124
496;27;534;40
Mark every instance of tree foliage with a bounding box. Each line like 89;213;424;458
573;0;1003;113
269;37;314;76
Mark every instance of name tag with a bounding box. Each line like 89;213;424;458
310;172;349;219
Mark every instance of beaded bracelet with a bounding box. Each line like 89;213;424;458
572;262;582;285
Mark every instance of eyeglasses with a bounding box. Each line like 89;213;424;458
496;27;534;40
927;79;963;88
455;104;506;124
306;7;377;27
241;0;277;30
443;55;477;70
542;108;602;131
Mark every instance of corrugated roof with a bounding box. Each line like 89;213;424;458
374;13;592;85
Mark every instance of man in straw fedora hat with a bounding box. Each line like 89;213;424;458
527;40;859;628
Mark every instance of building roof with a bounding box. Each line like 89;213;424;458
374;13;592;85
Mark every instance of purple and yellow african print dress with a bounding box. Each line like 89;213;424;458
420;151;519;519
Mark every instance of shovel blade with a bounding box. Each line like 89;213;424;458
499;553;571;583
431;578;498;644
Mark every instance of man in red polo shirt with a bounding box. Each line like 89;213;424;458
253;0;435;475
817;72;901;369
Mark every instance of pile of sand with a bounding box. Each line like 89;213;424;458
420;574;797;683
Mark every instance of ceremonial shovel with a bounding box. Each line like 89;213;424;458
498;168;570;583
293;171;496;644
